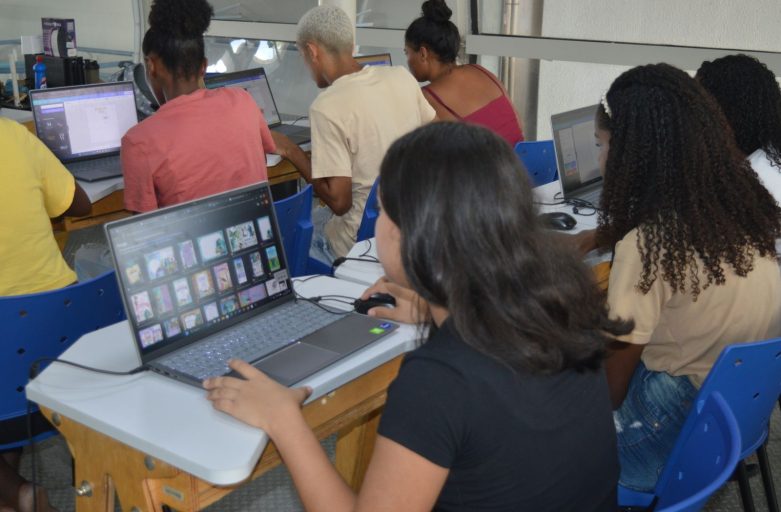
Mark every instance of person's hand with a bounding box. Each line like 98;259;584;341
360;277;429;324
204;359;311;436
567;229;598;256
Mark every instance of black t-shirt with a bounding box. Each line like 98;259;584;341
377;320;618;512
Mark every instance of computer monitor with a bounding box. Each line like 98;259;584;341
30;81;138;162
355;53;392;67
550;104;602;197
204;68;282;127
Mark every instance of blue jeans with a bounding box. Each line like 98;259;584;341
614;361;697;492
309;206;337;265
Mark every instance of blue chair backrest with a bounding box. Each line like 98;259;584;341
0;271;126;445
356;178;379;242
514;140;558;187
691;337;781;458
654;393;741;512
273;185;314;278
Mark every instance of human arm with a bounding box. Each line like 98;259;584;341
120;136;158;213
269;131;312;177
603;230;664;409
308;108;354;215
63;182;91;217
359;277;430;324
204;360;448;512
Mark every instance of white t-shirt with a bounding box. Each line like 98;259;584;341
749;148;781;204
310;65;436;258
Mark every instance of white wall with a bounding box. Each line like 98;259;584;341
536;0;781;139
0;0;134;51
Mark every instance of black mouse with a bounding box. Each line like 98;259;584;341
539;211;577;231
353;293;396;315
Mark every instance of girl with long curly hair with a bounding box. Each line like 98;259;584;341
597;63;781;491
697;54;781;203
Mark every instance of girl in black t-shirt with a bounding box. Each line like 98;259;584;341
204;122;632;511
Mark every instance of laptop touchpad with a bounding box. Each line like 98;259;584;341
254;342;340;387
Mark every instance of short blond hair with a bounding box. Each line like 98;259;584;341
296;5;354;55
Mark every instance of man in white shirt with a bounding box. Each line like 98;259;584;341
296;5;436;263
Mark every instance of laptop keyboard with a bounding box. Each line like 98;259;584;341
158;300;342;381
67;156;122;177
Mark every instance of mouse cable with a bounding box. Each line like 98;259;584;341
293;292;354;315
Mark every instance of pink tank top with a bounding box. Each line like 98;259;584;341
423;64;524;147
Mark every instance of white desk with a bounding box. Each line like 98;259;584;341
79;178;124;204
334;180;604;287
26;276;417;488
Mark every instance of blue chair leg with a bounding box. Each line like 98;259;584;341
736;460;758;512
758;441;780;512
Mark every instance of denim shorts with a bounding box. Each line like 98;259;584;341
614;361;698;492
309;206;337;266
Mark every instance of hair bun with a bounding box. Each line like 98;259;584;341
148;0;213;39
421;0;452;23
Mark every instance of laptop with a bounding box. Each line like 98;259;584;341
355;53;393;67
550;104;602;205
105;182;398;388
30;82;139;182
204;68;311;145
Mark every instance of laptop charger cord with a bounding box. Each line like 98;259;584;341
534;192;599;217
28;358;147;381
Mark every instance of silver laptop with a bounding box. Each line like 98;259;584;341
105;182;398;387
551;104;602;205
204;68;311;145
30;82;138;182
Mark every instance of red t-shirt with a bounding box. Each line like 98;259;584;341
121;87;276;212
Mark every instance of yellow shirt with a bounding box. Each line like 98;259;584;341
0;118;76;295
310;65;436;258
607;228;781;386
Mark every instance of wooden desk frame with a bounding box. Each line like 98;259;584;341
41;355;402;512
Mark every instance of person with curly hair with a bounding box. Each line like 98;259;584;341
696;54;781;203
121;0;306;212
597;63;781;491
404;0;524;146
205;123;629;511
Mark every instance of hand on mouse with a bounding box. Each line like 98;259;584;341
204;359;311;435
360;277;429;324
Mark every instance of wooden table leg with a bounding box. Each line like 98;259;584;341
335;411;382;491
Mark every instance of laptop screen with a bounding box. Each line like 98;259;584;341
355;53;392;67
550;104;602;196
106;183;292;359
204;68;282;127
30;82;138;162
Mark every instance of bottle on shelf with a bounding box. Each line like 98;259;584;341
33;55;47;89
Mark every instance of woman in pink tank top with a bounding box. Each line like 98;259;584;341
404;0;524;146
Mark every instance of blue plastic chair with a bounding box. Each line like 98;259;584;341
618;393;741;512
620;337;781;512
0;270;126;450
514;140;558;187
356;178;380;242
273;184;314;278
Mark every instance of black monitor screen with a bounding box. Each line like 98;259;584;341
107;184;291;358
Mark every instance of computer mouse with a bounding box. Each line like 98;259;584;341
353;293;396;315
539;211;577;231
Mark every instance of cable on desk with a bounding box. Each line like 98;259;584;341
534;192;599;217
29;358;147;381
290;115;309;126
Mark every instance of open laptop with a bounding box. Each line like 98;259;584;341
105;182;398;388
355;53;392;67
204;68;311;145
550;104;602;205
30;82;138;182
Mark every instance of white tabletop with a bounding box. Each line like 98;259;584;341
334;180;604;287
26;276;418;485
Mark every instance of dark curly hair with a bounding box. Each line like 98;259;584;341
596;63;781;299
142;0;213;79
405;0;460;63
380;122;633;374
696;54;781;167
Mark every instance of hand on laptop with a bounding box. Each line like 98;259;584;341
360;277;428;324
203;360;311;435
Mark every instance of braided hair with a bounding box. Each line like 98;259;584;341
697;54;781;166
405;0;460;63
142;0;213;79
596;63;780;299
